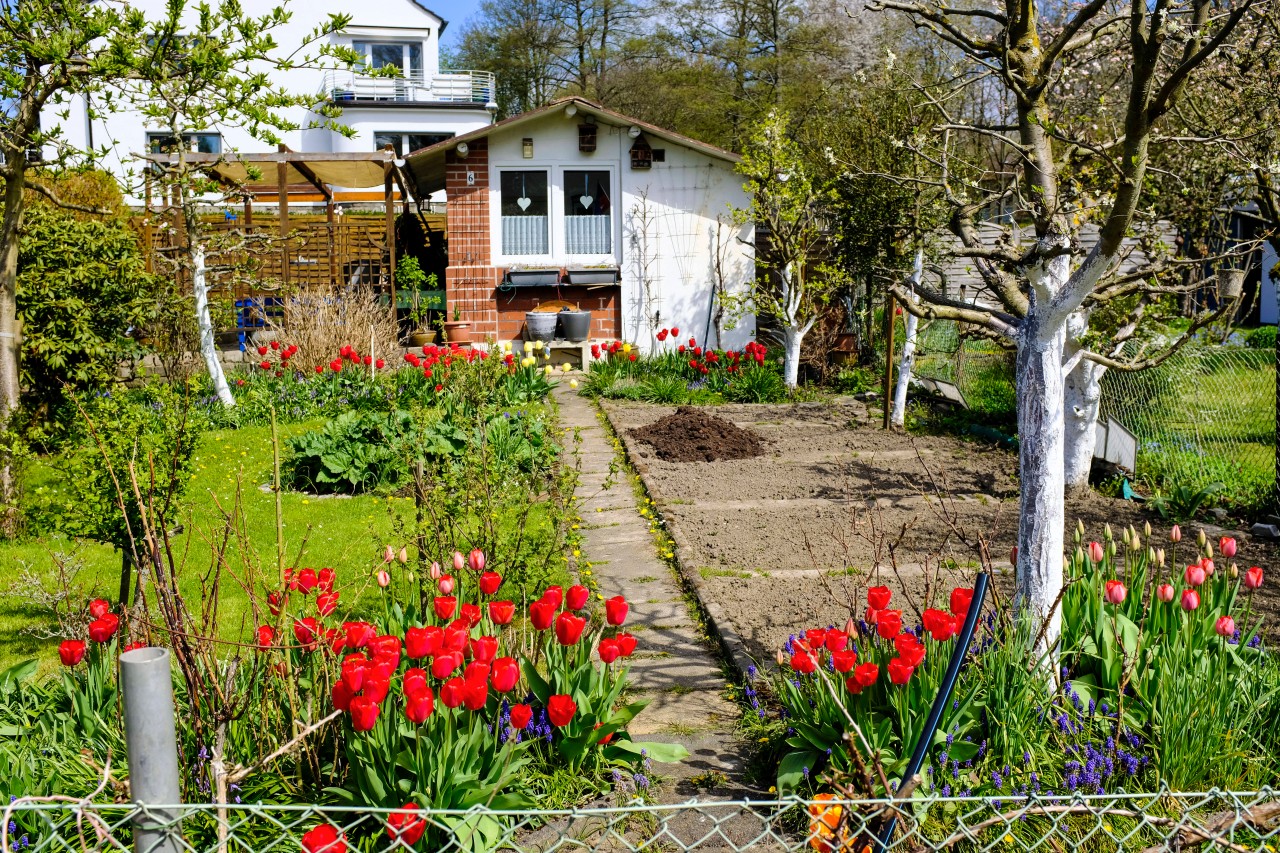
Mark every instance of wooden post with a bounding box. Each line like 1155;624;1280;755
883;294;896;430
326;198;338;289
143;173;154;274
277;146;289;288
384;165;396;310
243;194;253;228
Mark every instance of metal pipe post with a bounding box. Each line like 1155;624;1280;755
120;647;183;853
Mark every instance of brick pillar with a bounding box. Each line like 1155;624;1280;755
445;139;501;338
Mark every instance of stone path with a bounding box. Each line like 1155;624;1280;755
553;383;760;806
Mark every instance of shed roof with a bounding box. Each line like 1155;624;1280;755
141;149;404;198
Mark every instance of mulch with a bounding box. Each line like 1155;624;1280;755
629;406;766;463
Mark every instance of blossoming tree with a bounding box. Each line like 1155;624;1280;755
867;0;1257;649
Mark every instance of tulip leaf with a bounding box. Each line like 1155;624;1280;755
778;749;820;794
609;739;688;763
521;659;552;703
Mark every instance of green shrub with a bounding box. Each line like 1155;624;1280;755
638;375;689;404
284;409;411;493
830;366;878;395
1245;325;1277;350
724;366;787;403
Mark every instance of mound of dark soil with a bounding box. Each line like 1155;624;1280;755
630;406;766;463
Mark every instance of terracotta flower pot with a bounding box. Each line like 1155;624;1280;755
441;321;472;346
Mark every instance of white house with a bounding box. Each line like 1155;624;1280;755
43;0;496;205
403;97;757;351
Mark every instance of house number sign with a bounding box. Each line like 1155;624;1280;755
466;171;475;185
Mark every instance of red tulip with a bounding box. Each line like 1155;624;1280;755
542;586;564;609
875;610;902;640
489;600;515;624
555;611;587;645
88;613;120;643
604;596;628;626
443;624;469;653
824;631;847;653
468;549;486;572
1104;580;1127;605
329;359;342;372
405;626;442;659
460;603;481;628
1244;566;1264;590
267;590;285;615
894;634;926;667
58;639;86;666
597;638;621;663
529;598;556;631
440;677;466;708
491;657;519;693
950;587;974;620
316;591;339;616
462;678;488;711
88;599;110;619
341;655;368;693
1219;537;1237;558
887;657;915;685
470;635;498;663
434;596;457;620
1181;589;1200;611
297;568;318;593
547;694;576;727
257;345;269;356
403;667;429;698
431;652;460;680
1185;564;1206;587
1215;615;1236;637
670;327;680;337
922;609;957;642
375;358;385;370
847;662;879;693
293;618;319;648
344;621;376;649
790;650;818;674
370;634;401;662
349;695;379;732
1156;583;1175;603
831;649;857;673
318;568;336;592
331;679;353;712
510;703;532;729
256;625;275;648
566;584;590;610
479;571;502;595
616;633;637;657
386;804;426;846
301;824;347;853
867;586;892;610
363;675;390;704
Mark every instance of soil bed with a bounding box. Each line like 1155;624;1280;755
601;399;1280;664
630;405;766;462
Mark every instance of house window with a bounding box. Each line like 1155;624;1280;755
374;132;453;156
500;171;549;256
353;40;425;82
564;170;611;254
147;132;222;154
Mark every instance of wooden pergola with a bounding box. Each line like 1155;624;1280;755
142;145;414;305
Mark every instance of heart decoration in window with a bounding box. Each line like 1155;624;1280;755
516;197;532;211
579;195;594;209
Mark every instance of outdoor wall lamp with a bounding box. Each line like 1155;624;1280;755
456;142;469;158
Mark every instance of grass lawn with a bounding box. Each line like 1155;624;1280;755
1;418;417;671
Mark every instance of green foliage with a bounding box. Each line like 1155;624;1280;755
829;366;878;395
1245;325;1277;350
724;365;787;403
1149;482;1222;522
17;204;159;420
284;410;412;494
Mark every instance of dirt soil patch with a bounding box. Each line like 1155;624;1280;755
630;406;766;463
602;399;1280;664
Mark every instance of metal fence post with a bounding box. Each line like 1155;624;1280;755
120;647;183;853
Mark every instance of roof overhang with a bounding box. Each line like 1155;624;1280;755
140;149;408;199
403;97;740;196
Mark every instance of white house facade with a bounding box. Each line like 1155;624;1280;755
404;98;757;352
42;0;495;205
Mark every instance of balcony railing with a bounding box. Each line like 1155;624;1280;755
322;69;496;105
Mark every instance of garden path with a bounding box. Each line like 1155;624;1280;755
554;384;765;807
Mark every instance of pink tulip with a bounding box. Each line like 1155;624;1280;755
452;551;465;572
438;575;455;595
430;561;442;580
1202;558;1215;576
1218;537;1237;559
398;547;408;564
1087;541;1105;563
468;549;486;573
844;617;858;638
1156;583;1175;603
1169;525;1182;543
384;545;395;564
1243;566;1264;590
1103;580;1127;605
377;570;391;588
1215;615;1236;638
1181;589;1200;611
1184;565;1206;587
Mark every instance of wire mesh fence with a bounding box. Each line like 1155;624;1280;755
909;320;1276;510
7;789;1279;853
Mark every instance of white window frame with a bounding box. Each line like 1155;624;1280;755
490;162;620;267
353;39;426;81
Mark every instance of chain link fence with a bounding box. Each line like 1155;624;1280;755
910;321;1276;510
6;789;1279;852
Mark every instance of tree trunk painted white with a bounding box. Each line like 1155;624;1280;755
782;326;803;389
1015;251;1072;655
1064;358;1105;496
890;248;925;427
193;244;235;407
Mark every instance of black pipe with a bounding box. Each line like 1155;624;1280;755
874;572;990;852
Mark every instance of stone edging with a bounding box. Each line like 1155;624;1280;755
595;399;759;683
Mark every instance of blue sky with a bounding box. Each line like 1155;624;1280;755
430;0;480;51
